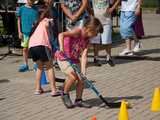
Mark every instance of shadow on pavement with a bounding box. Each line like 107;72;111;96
87;55;136;66
0;79;10;83
85;95;143;108
57;80;96;91
88;47;160;66
136;48;160;56
0;98;6;101
114;55;160;62
114;48;160;62
143;35;160;40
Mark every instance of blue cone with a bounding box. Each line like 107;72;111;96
40;70;48;85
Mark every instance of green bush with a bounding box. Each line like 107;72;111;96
142;0;158;8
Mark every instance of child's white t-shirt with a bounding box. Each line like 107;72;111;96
121;0;138;11
92;0;111;25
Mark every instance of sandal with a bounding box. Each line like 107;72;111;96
50;91;62;97
34;89;44;95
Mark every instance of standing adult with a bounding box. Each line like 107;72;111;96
60;0;89;30
108;0;143;56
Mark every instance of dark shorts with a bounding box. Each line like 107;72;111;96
29;45;52;62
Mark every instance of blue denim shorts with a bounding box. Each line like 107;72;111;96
120;11;137;39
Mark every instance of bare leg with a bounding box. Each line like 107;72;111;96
64;71;77;93
76;78;84;99
105;44;112;57
45;60;56;93
61;71;77;108
126;39;132;50
119;39;133;56
105;44;115;66
93;44;99;58
23;48;28;65
93;44;101;66
35;60;43;91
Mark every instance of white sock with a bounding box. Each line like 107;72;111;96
106;55;111;61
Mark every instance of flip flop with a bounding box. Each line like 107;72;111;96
50;91;62;97
34;89;44;95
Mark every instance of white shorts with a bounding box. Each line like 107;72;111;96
90;24;112;45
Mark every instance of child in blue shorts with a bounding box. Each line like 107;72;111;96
17;0;39;72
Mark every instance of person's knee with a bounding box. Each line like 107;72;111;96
45;61;53;70
37;64;43;70
36;61;43;70
45;64;53;70
23;48;28;52
69;71;78;81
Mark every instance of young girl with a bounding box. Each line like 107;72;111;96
55;17;103;108
29;7;60;96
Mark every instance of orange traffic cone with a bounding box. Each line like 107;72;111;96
91;115;97;120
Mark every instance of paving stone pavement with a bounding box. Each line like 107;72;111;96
0;13;160;120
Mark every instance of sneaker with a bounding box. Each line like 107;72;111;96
119;49;133;56
133;42;142;52
18;64;29;72
61;93;74;108
106;58;115;67
74;99;92;108
93;58;102;66
33;63;38;71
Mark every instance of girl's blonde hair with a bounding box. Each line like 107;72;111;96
84;16;103;34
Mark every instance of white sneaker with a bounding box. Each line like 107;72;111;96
119;49;133;56
133;42;142;52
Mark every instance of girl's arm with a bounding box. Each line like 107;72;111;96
17;17;22;39
81;46;89;75
58;28;81;52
